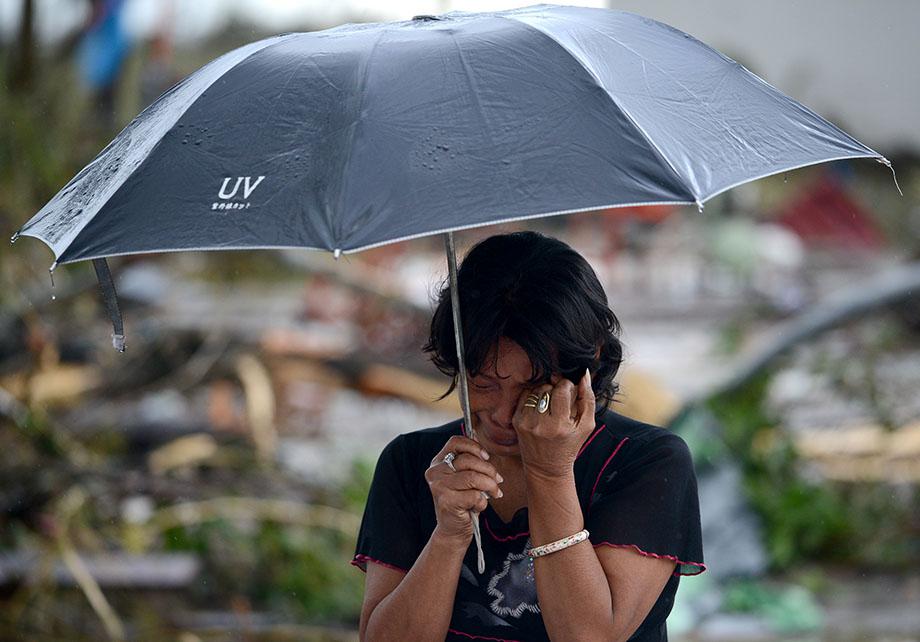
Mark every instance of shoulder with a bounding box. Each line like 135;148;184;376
581;407;693;476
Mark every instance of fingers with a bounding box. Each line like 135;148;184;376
446;470;503;499
549;378;575;420
456;489;490;514
432;486;489;520
426;454;502;493
452;453;503;482
430;435;490;467
426;436;502;493
575;368;596;426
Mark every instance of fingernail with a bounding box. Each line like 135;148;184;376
496;474;504;483
586;368;592;385
497;489;504;498
480;449;490;460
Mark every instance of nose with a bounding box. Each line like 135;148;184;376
489;393;517;431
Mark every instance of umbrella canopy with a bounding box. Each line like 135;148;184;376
13;4;888;266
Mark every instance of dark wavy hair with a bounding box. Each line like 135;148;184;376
424;231;623;410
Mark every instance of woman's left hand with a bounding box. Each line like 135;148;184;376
512;369;596;481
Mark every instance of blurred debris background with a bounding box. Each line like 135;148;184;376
2;1;920;640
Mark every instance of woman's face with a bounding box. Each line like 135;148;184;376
467;337;559;457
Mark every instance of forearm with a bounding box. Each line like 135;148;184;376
363;527;467;642
526;472;615;642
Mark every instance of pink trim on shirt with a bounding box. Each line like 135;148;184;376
448;628;522;642
351;554;409;574
483;515;530;542
593;542;707;576
589;436;629;506
576;423;607;459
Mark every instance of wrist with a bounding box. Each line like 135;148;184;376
524;464;575;488
431;524;474;552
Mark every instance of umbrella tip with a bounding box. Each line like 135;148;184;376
10;230;20;244
877;157;903;197
112;333;126;353
695;199;705;213
333;248;342;260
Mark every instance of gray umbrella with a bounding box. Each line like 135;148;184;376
10;4;895;572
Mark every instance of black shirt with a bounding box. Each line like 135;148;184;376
352;407;705;641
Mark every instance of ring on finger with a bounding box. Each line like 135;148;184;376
442;451;457;472
526;391;551;414
538;391;551;413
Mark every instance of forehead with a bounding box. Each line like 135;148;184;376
481;337;534;382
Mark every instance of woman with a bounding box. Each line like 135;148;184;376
352;232;704;641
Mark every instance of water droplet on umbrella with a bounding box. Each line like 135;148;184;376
195;140;202;145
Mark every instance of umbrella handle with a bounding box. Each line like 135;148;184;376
444;232;486;574
92;258;126;352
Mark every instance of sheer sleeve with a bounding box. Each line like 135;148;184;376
352;435;424;573
586;432;705;576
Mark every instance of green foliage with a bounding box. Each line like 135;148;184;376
722;579;823;633
159;455;377;624
707;377;852;569
706;375;918;570
163;514;364;623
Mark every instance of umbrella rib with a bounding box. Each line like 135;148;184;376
448;31;515;202
541;15;882;194
500;15;697;204
333;29;388;251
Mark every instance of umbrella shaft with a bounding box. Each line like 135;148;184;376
444;232;485;574
444;232;474;439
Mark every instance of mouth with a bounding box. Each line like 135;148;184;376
484;424;518;447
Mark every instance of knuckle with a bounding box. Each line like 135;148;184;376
455;453;476;468
451;435;473;447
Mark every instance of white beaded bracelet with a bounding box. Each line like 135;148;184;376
525;529;590;559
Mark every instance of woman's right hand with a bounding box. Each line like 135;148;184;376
425;435;504;544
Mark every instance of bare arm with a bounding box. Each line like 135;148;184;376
515;371;674;642
526;472;674;642
359;436;502;641
360;527;468;641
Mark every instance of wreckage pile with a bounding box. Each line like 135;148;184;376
0;248;456;641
